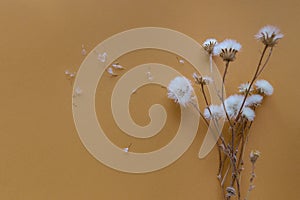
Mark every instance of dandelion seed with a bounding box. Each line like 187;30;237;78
65;70;70;75
81;45;87;56
97;52;107;63
107;67;118;76
123;143;132;153
75;86;83;96
69;73;75;78
112;63;125;70
147;71;153;80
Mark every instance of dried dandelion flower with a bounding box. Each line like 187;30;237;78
245;94;263;107
255;25;283;47
213;39;242;62
204;105;225;120
238;83;253;94
242;107;255;121
224;94;244;118
202;38;218;54
167;76;194;107
193;73;213;85
255;79;274;96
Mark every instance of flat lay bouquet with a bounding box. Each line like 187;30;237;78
167;25;283;200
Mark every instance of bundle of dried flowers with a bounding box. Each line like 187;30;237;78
167;25;283;200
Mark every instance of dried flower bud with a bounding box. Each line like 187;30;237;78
250;150;261;164
226;186;236;197
193;73;212;85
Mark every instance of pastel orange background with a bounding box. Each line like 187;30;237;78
0;0;299;200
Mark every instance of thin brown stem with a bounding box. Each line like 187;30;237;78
256;47;273;78
235;45;269;123
221;61;234;128
190;101;210;127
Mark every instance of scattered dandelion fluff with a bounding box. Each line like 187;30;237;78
213;39;241;62
202;38;218;54
245;94;263;106
238;83;253;94
224;94;244;118
146;71;153;80
255;79;274;96
167;76;194;107
69;73;75;78
204;105;225;120
255;25;283;47
97;52;107;63
65;70;70;75
75;86;83;96
107;67;117;76
242;107;255;121
123;147;129;153
179;59;185;64
81;45;87;56
112;63;125;70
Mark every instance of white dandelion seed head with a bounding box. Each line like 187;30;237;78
245;94;263;107
204;105;225;120
238;83;253;94
242;107;255;121
167;76;194;107
224;94;244;118
255;25;283;47
213;39;242;55
255;79;274;96
202;38;218;54
213;39;242;62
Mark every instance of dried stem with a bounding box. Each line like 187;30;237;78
235;45;270;123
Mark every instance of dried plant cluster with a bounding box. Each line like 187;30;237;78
167;25;283;200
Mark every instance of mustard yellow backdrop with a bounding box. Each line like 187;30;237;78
0;0;299;199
